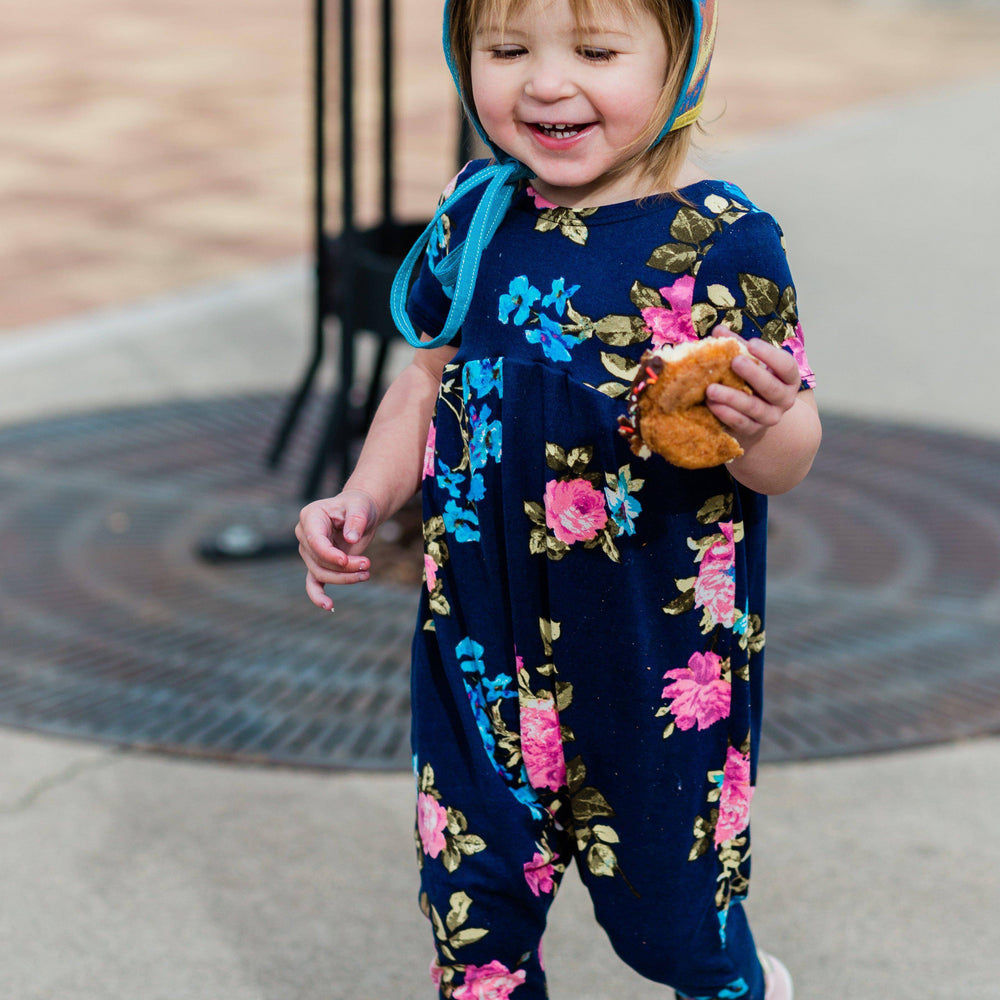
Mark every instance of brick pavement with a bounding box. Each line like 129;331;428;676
1;0;998;331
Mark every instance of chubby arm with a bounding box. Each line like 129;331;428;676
295;341;456;609
706;333;821;495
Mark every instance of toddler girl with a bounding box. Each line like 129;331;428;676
297;1;820;997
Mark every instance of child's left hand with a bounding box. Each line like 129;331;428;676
704;328;801;444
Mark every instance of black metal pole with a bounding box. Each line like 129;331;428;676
303;0;357;498
381;0;394;225
266;0;329;470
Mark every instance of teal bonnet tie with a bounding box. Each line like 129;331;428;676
390;157;532;349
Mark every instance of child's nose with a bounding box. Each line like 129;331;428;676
523;59;576;102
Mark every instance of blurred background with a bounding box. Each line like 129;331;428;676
2;1;1000;998
4;0;999;330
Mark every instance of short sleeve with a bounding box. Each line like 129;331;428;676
404;159;493;344
693;211;816;390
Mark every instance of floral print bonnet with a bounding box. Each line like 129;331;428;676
390;0;719;349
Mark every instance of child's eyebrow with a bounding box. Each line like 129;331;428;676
574;26;633;38
474;24;633;41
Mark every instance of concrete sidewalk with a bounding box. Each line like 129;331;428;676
2;78;1000;999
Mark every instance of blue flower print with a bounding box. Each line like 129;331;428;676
427;217;456;298
525;313;581;363
482;673;516;703
468;472;486;502
462;358;503;401
541;277;580;317
454;636;542;818
498;276;541;326
469;403;502;470
604;465;644;537
436;462;465;498
605;485;642;537
679;980;750;1000
443;499;480;542
456;637;487;675
733;599;751;638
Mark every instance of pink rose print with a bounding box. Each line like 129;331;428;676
526;185;558;210
520;696;566;791
714;746;754;845
661;650;731;731
785;322;816;388
544;479;608;545
423;422;436;479
453;960;527;1000
694;521;737;628
417;792;449;858
523;852;556;896
641;275;698;349
430;958;445;991
441;169;462;201
424;554;438;594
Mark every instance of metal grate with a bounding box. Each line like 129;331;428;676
1;398;1000;767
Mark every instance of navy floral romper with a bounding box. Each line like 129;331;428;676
405;160;816;1000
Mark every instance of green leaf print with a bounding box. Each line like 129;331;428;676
739;273;780;316
445;807;467;834
566;445;593;473
571;785;615;825
449;926;490;949
698;494;733;524
722;308;744;333
524;500;546;527
600;351;641;382
446;892;473;932
707;284;737;309
646;243;698;273
691;302;719;338
593;381;630;399
545;535;570;560
663;588;696;616
591;824;620;844
593;313;649;346
670;207;716;244
453;834;487;856
545;442;569;472
629;280;664;311
761;318;789;345
598;530;621;564
779;284;798;324
587;842;619;878
534;206;597;245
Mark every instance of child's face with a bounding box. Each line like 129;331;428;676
470;0;669;207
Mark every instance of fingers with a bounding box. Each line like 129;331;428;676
705;332;801;436
305;571;335;611
298;541;370;581
740;337;800;390
712;328;799;386
706;383;781;436
295;493;378;608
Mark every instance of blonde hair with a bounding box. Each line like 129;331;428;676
449;0;696;199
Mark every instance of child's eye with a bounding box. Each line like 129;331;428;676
491;45;526;60
579;47;616;62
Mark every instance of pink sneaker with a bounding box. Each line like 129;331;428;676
758;951;793;1000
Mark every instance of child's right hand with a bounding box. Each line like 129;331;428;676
295;489;380;610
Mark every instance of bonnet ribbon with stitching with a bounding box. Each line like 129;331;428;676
390;0;717;349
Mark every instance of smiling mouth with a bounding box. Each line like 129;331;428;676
532;122;593;139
